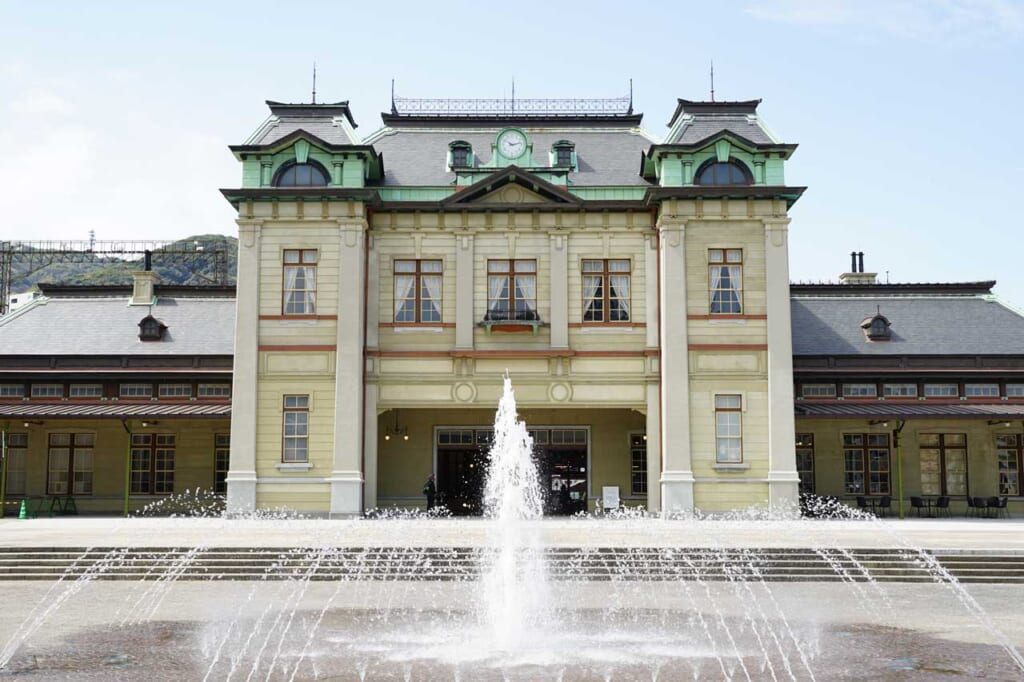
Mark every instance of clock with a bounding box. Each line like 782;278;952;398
498;130;526;159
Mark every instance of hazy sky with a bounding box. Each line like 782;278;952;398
2;1;1022;304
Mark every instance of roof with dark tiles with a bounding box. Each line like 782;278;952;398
790;294;1024;356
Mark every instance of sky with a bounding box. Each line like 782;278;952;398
2;0;1023;304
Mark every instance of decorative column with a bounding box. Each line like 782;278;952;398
226;219;261;514
363;383;379;510
455;234;474;350
644;233;662;512
764;217;800;515
549;233;568;349
329;219;367;517
657;214;695;514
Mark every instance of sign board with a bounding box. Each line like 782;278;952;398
601;486;620;510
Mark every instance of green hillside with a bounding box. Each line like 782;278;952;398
9;235;238;291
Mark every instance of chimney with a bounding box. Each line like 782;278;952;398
130;254;158;305
839;250;878;285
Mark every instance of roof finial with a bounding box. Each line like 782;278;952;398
710;60;715;102
311;61;317;104
628;78;633;114
391;78;397;115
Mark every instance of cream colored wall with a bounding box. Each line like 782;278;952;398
375;407;645;510
3;418;230;514
795;417;1023;512
688;378;770;477
254;375;336;478
695;483;770;511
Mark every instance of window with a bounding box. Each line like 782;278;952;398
283;249;317;315
486;260;538;321
695;160;752;185
997;434;1022;496
394;260;443;323
843;433;890;495
69;384;103;398
449;141;472;167
801;384;836;398
273;161;328;187
119;384;153;398
214;433;230;494
138;315;166;342
861;314;891;341
630;433;647;496
158;384;192;399
31;384;62;398
715;395;743;463
883;383;918;398
919;433;967;496
552;141;575;168
0;384;25;398
5;433;27;495
47;433;94;495
924;383;958;398
964;383;999;397
708;249;743;314
842;383;877;398
131;434;175;494
283;395;309;462
198;384;231;399
1006;384;1024;397
795;433;814;495
582;259;631;323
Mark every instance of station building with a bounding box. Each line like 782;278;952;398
220;94;803;517
2;92;1022;518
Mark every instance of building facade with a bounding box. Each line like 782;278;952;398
0;277;234;515
222;95;805;516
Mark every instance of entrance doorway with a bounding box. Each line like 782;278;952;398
434;426;590;516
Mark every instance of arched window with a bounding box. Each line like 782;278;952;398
273;161;329;187
138;315;167;342
861;313;892;341
695;160;752;186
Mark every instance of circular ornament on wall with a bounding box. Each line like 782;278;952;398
453;382;477;403
549;382;572;403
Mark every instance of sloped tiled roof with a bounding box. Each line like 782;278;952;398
673;116;775;145
246;116;358;146
0;403;231;418
367;128;656;187
0;296;235;356
791;295;1024;356
796;403;1024;418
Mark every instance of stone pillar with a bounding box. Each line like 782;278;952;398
644;233;662;512
657;215;695;514
764;217;800;515
455;234;474;350
645;383;662;513
226;219;261;514
549;234;568;348
363;383;379;510
329;219;367;517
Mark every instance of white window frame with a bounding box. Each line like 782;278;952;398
883;383;918;398
0;384;25;398
198;384;231;398
282;395;310;462
158;383;192;399
1006;383;1024;397
801;383;836;398
119;383;153;398
69;384;103;398
714;395;743;463
924;383;959;398
842;383;877;398
964;383;999;397
30;383;63;398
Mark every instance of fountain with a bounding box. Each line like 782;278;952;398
0;376;1022;679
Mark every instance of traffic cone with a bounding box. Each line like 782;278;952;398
18;500;27;519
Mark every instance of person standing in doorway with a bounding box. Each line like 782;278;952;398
423;473;437;511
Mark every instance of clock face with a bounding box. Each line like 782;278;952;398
499;130;526;159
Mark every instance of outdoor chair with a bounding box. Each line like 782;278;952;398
995;496;1010;518
910;496;924;517
988;496;1009;519
877;495;892;518
965;496;977;517
935;496;951;518
855;496;868;514
973;496;991;518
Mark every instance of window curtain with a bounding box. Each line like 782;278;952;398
394;274;416;321
610;275;630;321
487;276;507;319
710;265;741;313
285;266;316;313
582;275;601;320
420;275;442;322
515;275;537;318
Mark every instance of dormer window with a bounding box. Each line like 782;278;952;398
449;141;473;168
552;140;575;168
273;161;329;187
695;160;752;186
861;312;891;341
138;315;167;342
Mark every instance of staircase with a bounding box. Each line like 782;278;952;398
0;547;1021;583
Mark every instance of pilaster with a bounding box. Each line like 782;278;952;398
226;219;261;515
330;219;367;517
455;234;475;349
764;218;800;515
645;383;662;513
363;383;379;511
657;216;695;514
549;233;568;348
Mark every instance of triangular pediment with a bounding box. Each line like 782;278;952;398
440;167;583;207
